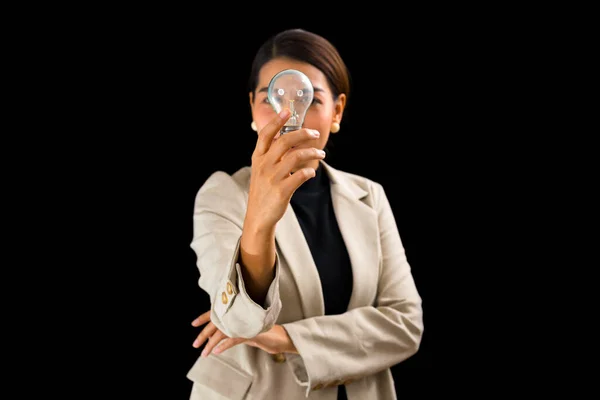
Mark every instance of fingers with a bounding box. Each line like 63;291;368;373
267;128;321;162
275;147;326;181
281;167;318;195
191;310;211;328
253;109;291;157
192;321;217;348
201;329;227;357
212;337;247;355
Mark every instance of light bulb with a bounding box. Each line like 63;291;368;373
267;69;314;135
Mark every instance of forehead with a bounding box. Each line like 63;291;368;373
258;58;329;93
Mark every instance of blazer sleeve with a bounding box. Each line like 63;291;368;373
190;171;282;339
282;182;423;396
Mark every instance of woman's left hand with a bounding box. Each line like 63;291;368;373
191;311;298;357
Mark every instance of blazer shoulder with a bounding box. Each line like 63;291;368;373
332;168;385;198
194;167;252;215
198;167;251;195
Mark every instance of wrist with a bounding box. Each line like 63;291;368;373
280;325;298;354
243;215;276;236
241;219;276;249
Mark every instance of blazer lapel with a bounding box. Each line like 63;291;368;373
275;204;325;319
322;162;380;311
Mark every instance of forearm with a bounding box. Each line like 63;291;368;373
191;171;286;339
239;221;277;306
282;302;423;395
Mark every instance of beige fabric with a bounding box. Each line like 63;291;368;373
188;161;423;399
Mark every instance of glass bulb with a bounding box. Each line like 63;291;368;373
267;69;314;135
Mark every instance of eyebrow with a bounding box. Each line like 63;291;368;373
257;86;325;94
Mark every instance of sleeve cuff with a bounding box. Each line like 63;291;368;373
211;238;282;338
282;323;321;397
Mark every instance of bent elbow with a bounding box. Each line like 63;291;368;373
398;305;424;359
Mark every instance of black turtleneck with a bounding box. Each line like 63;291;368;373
290;165;353;400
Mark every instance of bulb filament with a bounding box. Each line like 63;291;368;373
288;99;298;126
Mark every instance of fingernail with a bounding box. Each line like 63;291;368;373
213;346;221;355
201;348;207;357
193;339;199;348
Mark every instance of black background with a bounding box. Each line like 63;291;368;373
55;15;521;398
7;1;577;395
161;25;442;397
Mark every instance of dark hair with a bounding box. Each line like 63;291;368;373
248;29;351;104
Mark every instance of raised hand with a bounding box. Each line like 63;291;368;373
245;108;326;232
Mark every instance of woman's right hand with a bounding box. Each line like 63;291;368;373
245;109;326;231
237;109;324;304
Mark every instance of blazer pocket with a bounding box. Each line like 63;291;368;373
187;355;252;400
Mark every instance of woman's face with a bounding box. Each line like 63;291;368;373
249;58;345;151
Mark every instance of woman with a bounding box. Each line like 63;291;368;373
187;28;423;400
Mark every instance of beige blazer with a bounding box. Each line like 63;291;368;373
187;160;423;400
